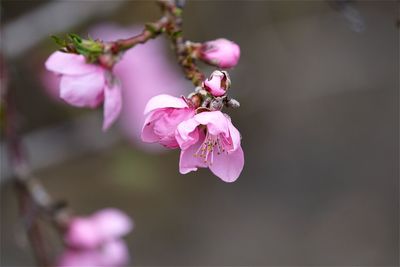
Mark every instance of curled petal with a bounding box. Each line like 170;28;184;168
45;51;99;75
60;71;105;108
175;118;201;150
144;94;188;115
209;146;244;182
102;82;122;131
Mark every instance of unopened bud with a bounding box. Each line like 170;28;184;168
200;38;240;69
203;70;231;97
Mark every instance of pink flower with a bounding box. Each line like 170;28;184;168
141;94;195;149
203;70;231;97
45;51;122;131
200;38;240;69
57;239;129;267
65;208;133;249
175;111;244;182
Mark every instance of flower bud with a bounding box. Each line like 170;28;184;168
203;70;231;97
200;38;240;68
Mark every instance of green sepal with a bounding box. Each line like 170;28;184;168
51;35;67;47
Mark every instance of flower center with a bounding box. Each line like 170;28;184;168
194;131;226;165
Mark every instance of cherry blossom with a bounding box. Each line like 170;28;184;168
45;51;122;131
176;111;244;182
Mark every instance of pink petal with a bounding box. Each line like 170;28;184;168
45;51;99;75
209;146;244;182
64;218;101;249
143;94;188;115
175;118;201;150
91;208;133;240
179;134;208;174
60;71;105;108
102;82;122;131
194;111;229;136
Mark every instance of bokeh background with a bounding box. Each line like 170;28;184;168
1;0;399;266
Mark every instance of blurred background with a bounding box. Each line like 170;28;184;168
1;0;399;266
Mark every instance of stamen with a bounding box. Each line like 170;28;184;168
193;131;226;165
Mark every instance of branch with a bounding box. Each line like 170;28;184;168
110;16;169;52
161;0;205;86
106;0;205;86
2;53;70;266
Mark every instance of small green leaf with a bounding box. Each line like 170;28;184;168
51;35;66;47
68;33;82;44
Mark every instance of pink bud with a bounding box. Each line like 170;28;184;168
200;38;240;69
203;70;231;97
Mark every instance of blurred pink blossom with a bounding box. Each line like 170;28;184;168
45;52;122;131
65;208;133;249
200;38;240;69
59;208;132;267
141;94;195;149
176;111;244;182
